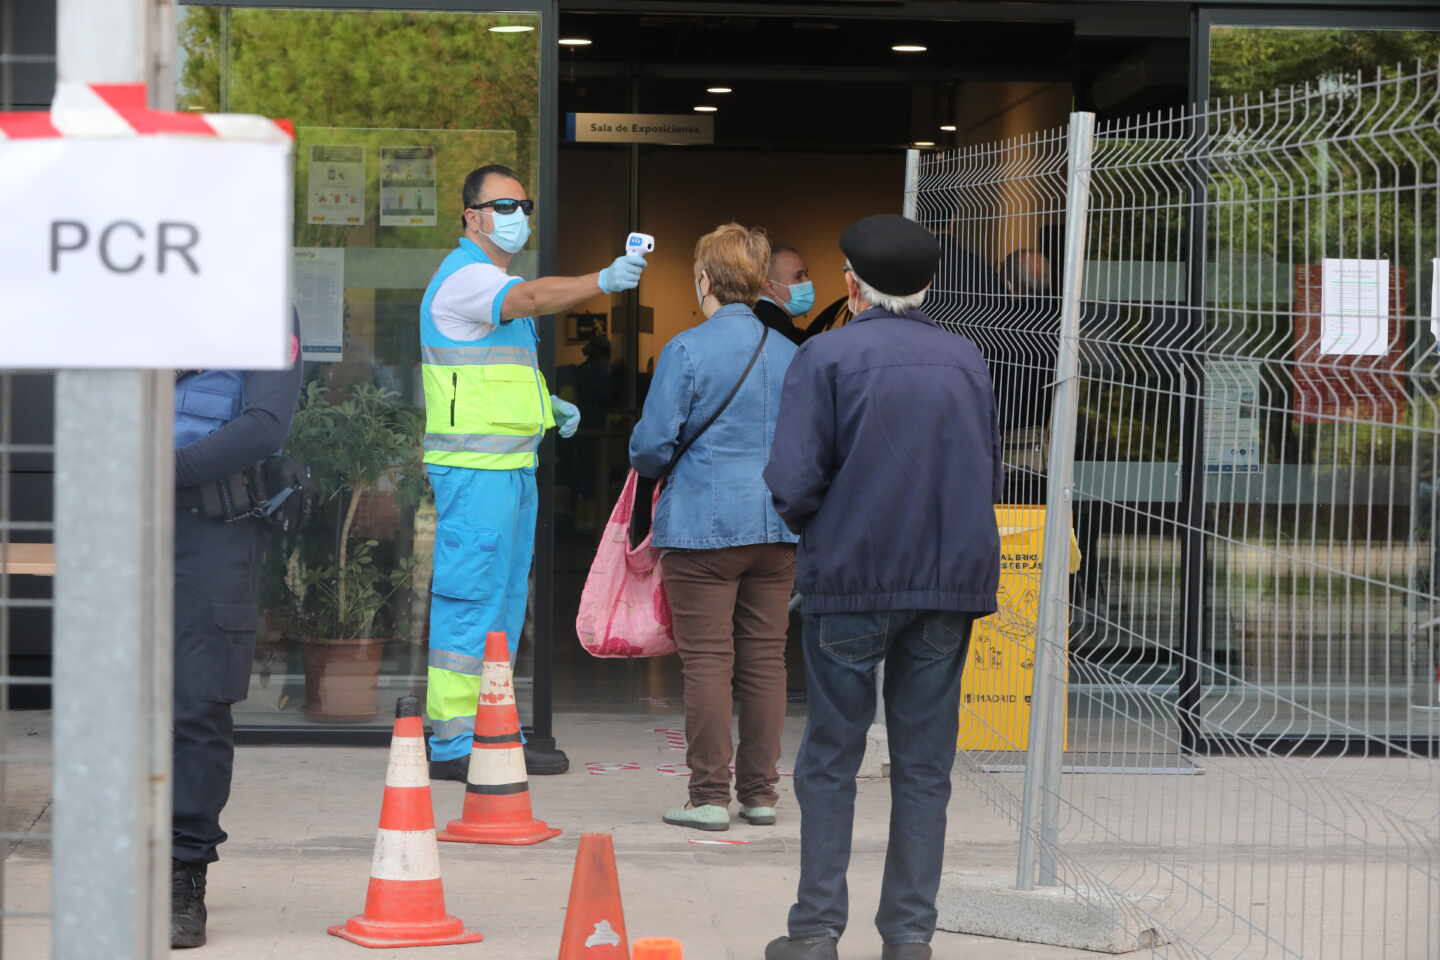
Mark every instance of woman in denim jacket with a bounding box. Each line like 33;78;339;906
630;223;799;832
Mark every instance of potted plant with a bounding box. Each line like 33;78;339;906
278;381;425;722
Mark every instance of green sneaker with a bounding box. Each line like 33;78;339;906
662;803;730;832
739;806;777;826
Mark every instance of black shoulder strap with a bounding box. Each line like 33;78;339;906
662;324;770;479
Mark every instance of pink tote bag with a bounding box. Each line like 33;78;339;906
575;469;676;658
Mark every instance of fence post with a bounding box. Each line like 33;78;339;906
50;2;175;958
1015;111;1094;891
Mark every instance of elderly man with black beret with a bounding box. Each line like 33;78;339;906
763;214;1004;960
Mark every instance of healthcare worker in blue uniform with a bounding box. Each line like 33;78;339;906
422;164;647;780
170;318;302;948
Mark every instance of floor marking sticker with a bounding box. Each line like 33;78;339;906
585;762;643;776
688;838;752;846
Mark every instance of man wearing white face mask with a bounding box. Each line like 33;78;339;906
755;245;814;346
421;164;647;778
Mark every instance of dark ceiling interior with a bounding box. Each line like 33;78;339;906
557;12;1191;151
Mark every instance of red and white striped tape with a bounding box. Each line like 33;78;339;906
652;728;688;751
0;83;293;142
585;762;642;776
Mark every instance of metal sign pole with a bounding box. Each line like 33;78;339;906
51;2;175;957
1015;111;1094;891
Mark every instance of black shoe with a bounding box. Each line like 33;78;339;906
524;743;570;775
429;756;470;782
765;936;839;960
170;859;208;949
882;945;932;960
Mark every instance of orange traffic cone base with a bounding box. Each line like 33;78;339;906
328;915;484;949
438;816;561;846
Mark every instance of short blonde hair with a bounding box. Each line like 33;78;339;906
694;223;770;307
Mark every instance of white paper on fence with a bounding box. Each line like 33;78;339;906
1430;258;1439;351
0;136;290;369
292;247;344;363
307;144;365;225
1203;359;1263;474
1320;258;1388;356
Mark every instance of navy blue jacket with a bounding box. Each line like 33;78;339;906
764;307;1003;615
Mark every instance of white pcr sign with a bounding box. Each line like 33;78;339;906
0;133;292;369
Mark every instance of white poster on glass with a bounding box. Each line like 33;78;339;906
292;247;344;362
307;145;365;226
379;146;438;227
1320;258;1389;356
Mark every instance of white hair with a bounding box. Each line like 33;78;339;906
845;260;928;313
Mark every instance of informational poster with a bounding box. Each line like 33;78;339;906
379;146;438;227
1320;258;1389;356
307;145;365;225
1292;264;1408;425
291;248;344;362
957;506;1079;753
1204;360;1263;475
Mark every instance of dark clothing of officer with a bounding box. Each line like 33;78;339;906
171;333;301;947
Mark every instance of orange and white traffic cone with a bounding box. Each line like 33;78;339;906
558;834;630;960
633;938;684;960
438;631;562;846
329;696;483;949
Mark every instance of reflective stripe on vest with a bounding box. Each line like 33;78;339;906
420;344;538;367
419;239;555;470
423;432;542;455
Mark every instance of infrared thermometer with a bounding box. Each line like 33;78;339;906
626;232;655;257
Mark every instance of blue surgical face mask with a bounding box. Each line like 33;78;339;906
783;280;815;317
485;208;531;254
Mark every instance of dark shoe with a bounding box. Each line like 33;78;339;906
882;944;932;960
170;859;208;949
524;743;570;775
429;755;469;782
765;936;838;960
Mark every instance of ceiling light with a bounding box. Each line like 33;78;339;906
940;124;957;132
892;44;928;53
488;25;534;33
694;105;718;113
706;86;733;94
558;37;592;46
913;141;936;148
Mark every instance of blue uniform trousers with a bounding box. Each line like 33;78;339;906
425;464;536;761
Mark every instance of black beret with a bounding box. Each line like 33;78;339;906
840;214;940;297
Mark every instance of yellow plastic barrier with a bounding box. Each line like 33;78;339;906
957;505;1081;752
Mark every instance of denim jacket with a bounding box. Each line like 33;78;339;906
630;303;800;550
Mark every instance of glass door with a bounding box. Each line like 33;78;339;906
178;2;556;738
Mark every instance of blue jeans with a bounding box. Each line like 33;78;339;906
788;610;977;945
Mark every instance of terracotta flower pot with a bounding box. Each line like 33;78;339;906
303;637;385;723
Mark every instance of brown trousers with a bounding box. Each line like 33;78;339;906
661;543;797;808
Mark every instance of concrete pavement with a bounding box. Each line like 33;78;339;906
4;709;1092;960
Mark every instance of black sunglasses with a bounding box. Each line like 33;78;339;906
468;198;534;216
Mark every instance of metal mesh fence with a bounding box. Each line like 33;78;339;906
919;59;1440;959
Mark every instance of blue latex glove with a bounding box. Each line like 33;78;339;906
551;395;580;438
598;254;647;294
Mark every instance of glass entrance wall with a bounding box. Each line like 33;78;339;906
177;5;546;731
1193;12;1440;740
